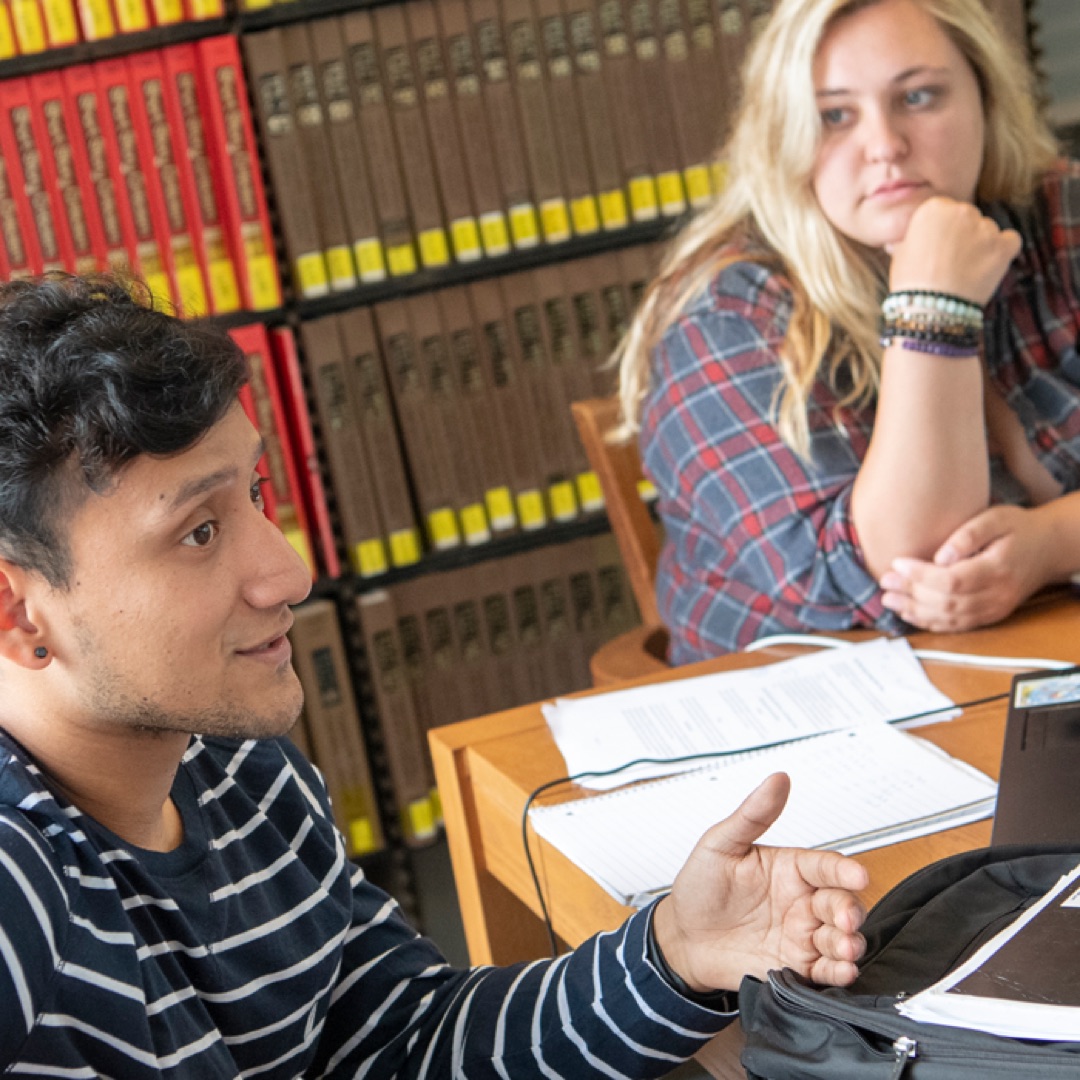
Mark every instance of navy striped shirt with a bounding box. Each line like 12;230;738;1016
0;731;730;1077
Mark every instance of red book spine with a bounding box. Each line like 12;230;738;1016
269;325;342;580
196;35;282;312
0;76;54;274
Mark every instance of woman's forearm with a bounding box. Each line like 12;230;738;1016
852;346;989;578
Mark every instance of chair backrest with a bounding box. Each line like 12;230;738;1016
571;397;662;628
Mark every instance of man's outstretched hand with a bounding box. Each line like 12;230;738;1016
652;772;869;994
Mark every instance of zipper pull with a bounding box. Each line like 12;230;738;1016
888;1036;918;1080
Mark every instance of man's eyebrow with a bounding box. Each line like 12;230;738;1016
165;439;265;513
815;65;951;98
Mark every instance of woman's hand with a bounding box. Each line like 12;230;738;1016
878;504;1056;631
887;196;1021;305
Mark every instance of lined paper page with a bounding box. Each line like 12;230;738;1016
529;724;996;907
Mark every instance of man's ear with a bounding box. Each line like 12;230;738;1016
0;558;48;668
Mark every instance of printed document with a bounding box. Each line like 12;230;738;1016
543;637;956;789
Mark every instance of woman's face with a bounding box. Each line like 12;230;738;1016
810;0;986;250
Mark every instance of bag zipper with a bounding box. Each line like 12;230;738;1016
887;1036;917;1080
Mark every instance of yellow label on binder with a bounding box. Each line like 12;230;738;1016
174;262;208;318
353;538;389;578
348;817;377;856
188;0;223;17
450;218;482;262
540;198;571;243
114;0;150;32
41;0;77;45
485;487;516;531
326;246;357;291
427;507;461;549
637;477;658;501
549;480;578;521
389;527;422;567
0;6;17;57
509;203;540;248
628;176;659;221
242;0;273;10
599;189;629;230
479;211;510;257
354;238;386;282
387;242;417;277
712;162;730;195
657;171;686;216
77;0;114;38
295;251;329;298
244;251;281;311
11;0;45;52
570;195;600;236
207;258;241;314
684;164;712;206
516;489;546;530
284;527;314;575
577;471;604;511
145;272;173;311
459;503;490;545
419;227;450;268
429;786;443;826
404;797;437;843
149;0;183;23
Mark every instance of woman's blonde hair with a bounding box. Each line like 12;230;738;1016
615;0;1058;457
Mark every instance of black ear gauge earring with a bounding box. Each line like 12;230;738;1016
34;646;47;659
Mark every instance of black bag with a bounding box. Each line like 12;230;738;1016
739;845;1080;1079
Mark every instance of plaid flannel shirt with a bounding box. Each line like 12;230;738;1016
642;160;1080;664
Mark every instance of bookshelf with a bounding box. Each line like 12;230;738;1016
0;0;1037;933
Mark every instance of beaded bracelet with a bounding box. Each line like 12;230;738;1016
881;288;983;359
882;289;984;324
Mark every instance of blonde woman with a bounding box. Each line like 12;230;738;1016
617;0;1078;663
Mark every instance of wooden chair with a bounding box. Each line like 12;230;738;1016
570;397;670;685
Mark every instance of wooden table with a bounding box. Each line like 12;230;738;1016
429;590;1080;1077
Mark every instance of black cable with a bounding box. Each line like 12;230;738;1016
521;689;1010;959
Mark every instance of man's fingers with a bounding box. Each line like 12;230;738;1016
792;851;870;901
697;772;791;858
812;920;867;964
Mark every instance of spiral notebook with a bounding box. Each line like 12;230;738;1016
528;723;996;908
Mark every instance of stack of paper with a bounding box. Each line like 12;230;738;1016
529;723;996;908
542;638;958;789
899;861;1080;1040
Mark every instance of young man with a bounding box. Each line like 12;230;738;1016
0;275;868;1077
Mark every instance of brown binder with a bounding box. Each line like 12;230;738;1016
404;0;483;264
594;0;657;221
336;306;424;569
622;0;686;216
373;3;452;270
530;540;590;693
244;29;330;299
502;0;571;244
682;0;726;197
283;22;359;293
297;315;389;578
533;0;600;236
373;298;458;552
713;0;748;162
434;0;511;256
290;600;386;859
561;252;617;398
356;590;440;847
468;0;539;248
407;290;491;545
468;277;548;529
443;566;500;717
562;0;628;229
435;284;517;534
308;15;387;284
342;9;418;277
501;269;579;521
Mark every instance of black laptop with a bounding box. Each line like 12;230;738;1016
991;666;1080;846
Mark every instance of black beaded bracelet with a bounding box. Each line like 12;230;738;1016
645;914;739;1012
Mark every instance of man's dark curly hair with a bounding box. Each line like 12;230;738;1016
0;274;249;587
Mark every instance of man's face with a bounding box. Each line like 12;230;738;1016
811;0;986;250
42;402;312;741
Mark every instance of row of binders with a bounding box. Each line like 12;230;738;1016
0;0;221;57
244;0;773;293
230;242;659;582
355;532;639;846
0;39;281;313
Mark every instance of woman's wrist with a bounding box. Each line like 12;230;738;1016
880;289;984;358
